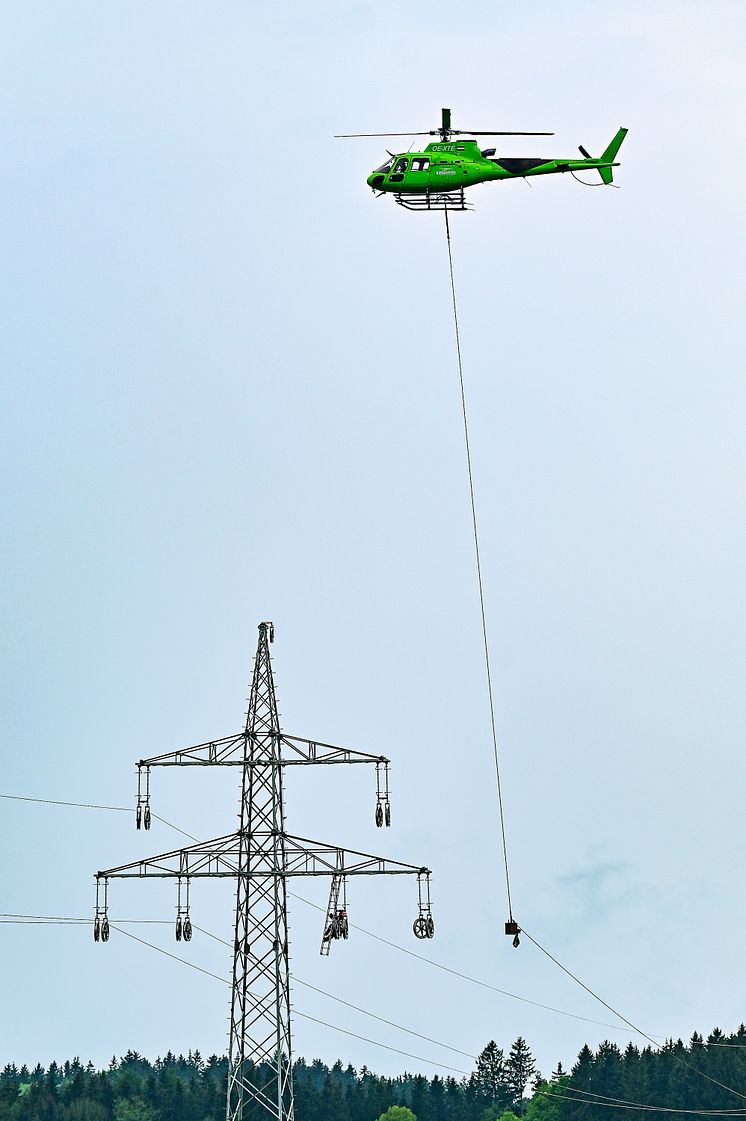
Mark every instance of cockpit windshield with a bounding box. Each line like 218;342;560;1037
375;158;394;173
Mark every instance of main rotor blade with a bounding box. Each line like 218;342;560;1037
334;129;555;138
453;130;554;136
334;131;434;138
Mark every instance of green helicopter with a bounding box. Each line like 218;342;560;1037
336;108;627;210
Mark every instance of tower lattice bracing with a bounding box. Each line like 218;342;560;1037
94;623;434;1121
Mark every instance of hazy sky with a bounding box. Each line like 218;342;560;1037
1;0;745;1084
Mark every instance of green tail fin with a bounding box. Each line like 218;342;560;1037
598;127;628;184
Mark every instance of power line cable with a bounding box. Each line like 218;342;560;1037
555;1084;746;1114
1;785;630;1033
444;208;513;921
0;791;199;843
292;1012;467;1075
112;926;467;1074
152;815;199;841
293;978;474;1063
192;923;475;1062
287;889;624;1034
113;925;232;987
2;910;474;1065
0;914;171;925
0;793;130;812
6;915;745;1112
8;789;740;1067
537;1087;746;1117
62;921;746;1109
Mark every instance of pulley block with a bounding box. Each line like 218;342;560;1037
413;916;431;939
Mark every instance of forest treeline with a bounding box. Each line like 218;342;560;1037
1;1024;745;1121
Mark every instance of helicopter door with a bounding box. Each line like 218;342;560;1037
407;157;430;191
387;157;409;185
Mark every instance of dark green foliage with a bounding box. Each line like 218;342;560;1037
469;1042;508;1111
505;1038;537;1114
1;1024;745;1121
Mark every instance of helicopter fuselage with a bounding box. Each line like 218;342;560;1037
366;136;624;196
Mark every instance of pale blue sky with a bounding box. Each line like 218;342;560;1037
1;0;745;1081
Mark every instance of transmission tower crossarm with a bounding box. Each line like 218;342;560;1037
279;734;388;767
96;831;429;881
97;832;242;879
139;733;246;768
138;733;387;769
284;834;430;878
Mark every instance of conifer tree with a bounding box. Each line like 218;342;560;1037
506;1037;537;1113
471;1040;509;1107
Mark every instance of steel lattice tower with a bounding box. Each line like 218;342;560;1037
94;622;434;1121
228;621;292;1121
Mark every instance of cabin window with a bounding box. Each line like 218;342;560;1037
410;158;430;172
375;159;394;174
392;157;409;174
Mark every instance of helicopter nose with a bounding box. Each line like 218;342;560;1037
367;173;385;190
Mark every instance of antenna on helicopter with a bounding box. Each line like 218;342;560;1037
334;107;553;142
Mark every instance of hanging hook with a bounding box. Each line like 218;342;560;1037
505;919;521;947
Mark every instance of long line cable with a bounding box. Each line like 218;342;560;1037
437;227;744;1103
521;927;746;1103
444;208;513;921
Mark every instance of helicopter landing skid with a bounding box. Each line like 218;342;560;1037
394;188;472;212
